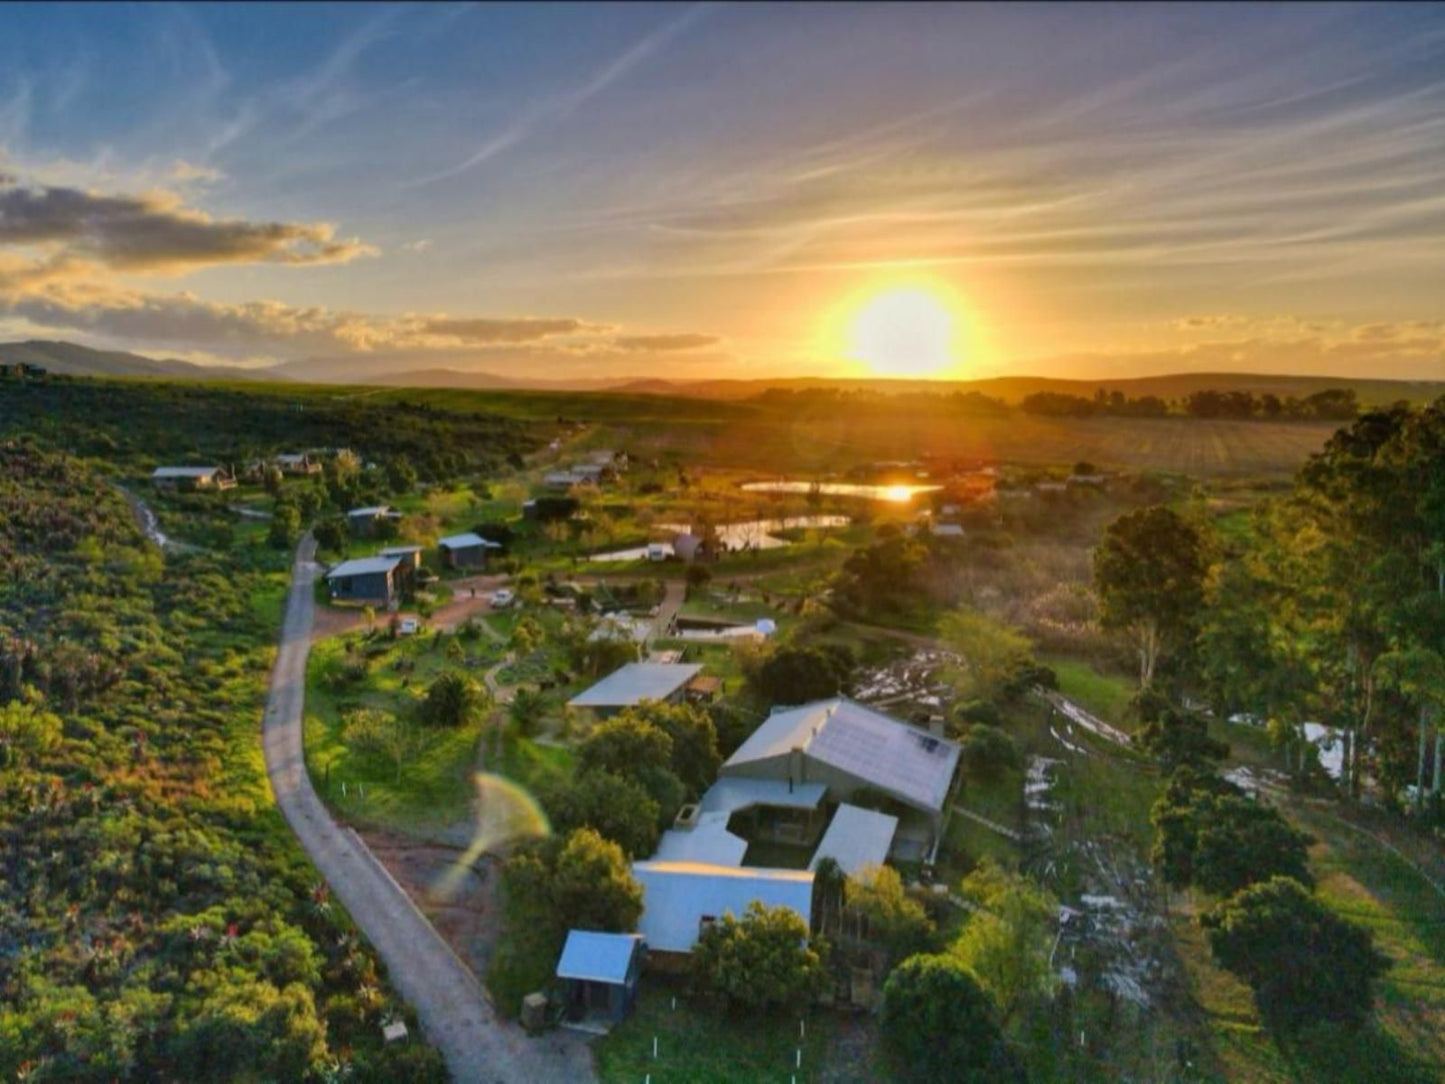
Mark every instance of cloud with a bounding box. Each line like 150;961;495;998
413;316;598;343
611;332;718;351
401;238;432;253
0;174;374;271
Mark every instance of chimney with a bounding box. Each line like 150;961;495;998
929;715;945;738
789;745;805;791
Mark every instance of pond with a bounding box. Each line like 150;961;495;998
587;514;850;562
740;481;942;503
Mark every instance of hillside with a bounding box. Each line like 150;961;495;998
0;340;279;381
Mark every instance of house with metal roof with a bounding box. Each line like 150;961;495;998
437;532;502;569
324;555;402;605
630;862;814;961
346;505;400;537
554;930;646;1030
720;698;961;859
567;663;703;718
151;466;234;491
274;452;321;475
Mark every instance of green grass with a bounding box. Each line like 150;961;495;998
302;634;483;836
1049;658;1135;726
595;978;843;1083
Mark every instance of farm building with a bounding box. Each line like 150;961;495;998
347;505;400;537
275;453;321;475
719;698;961;860
324;555;402;605
544;470;589;490
378;544;423;589
437;532;501;569
567;662;702;718
630;862;814;963
554;931;646;1030
151;466;234;491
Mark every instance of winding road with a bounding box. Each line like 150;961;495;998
262;535;544;1083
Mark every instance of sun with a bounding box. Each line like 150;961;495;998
847;285;959;378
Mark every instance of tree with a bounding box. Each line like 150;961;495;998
419;670;487;727
1202;876;1388;1033
958;724;1020;774
938;609;1035;701
507;686;547;737
170;973;328;1081
751;644;854;705
845;864;936;967
881;954;1024;1083
342;708;413;781
575;713;686;822
544;770;661;858
1134;702;1229;768
951;860;1059;1022
268;504;300;549
551;827;644;933
312;514;349;554
510;615;543;658
691;901;824;1012
1094;505;1208;687
0;697;61;769
616;700;721;796
386;455;417;495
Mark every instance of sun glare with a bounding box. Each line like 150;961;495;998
847;285;960;378
882;484;915;503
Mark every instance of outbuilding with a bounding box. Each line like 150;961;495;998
567;662;702;718
347;506;400;537
324;555;402;605
151;466;234;491
554;930;646;1030
437;532;501;569
630;862;814;966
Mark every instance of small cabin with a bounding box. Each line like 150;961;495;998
437;532;501;569
151;466;235;491
325;555;401;604
555;930;646;1031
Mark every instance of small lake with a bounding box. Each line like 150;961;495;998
588;514;850;562
740;481;942;503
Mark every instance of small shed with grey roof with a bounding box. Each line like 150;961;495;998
630;862;814;962
809;804;899;877
554;930;646;1027
152;466;233;491
325;555;402;604
567;662;703;718
437;531;501;569
346;505;400;537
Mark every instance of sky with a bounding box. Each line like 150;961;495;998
0;2;1442;382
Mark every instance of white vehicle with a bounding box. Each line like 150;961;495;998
490;589;515;609
398;617;420;636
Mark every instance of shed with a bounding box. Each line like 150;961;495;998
438;532;501;569
151;466;233;491
555;931;646;1028
567;662;702;717
325;555;402;604
347;506;398;537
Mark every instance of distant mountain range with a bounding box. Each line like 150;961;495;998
4;338;1442;406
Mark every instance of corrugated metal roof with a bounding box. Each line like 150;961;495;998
555;930;644;984
568;663;702;709
722;698;961;815
325;555;401;578
347;505;390;517
438;532;501;550
631;862;814;954
379;544;423;555
152;466;221;478
809;804;898;877
654;822;749;866
697;777;826;816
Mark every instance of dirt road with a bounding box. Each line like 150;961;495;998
263;535;586;1083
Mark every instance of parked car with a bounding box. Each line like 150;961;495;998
490;589;515;609
398;617;420;636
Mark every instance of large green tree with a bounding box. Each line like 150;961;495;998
881;954;1024;1083
691;901;824;1012
951;860;1059;1022
1093;505;1207;688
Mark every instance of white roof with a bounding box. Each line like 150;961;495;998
931;523;965;537
568;663;702;709
723;699;961;815
326;555;402;579
152;466;220;478
438;532;500;550
655;823;749;866
698;777;827;817
555;931;644;984
631;862;814;954
348;505;390;517
656;778;827;868
809;804;899;876
587;614;653;644
275;453;309;463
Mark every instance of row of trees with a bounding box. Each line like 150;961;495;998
1020;386;1361;421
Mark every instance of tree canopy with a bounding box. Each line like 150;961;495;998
881;953;1024;1083
691;901;824;1012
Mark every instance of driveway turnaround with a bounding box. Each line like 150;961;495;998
263;536;545;1083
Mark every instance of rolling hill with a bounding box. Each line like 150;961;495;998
0;340;280;381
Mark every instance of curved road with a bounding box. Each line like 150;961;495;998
262;535;536;1083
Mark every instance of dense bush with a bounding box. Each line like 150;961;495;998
881;954;1024;1082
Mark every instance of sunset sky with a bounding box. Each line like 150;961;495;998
0;2;1442;381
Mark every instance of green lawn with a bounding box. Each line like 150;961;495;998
595;979;844;1083
1048;658;1135;726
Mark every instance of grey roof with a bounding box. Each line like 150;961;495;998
722;698;961;815
587;614;653;644
379;544;423;555
655;779;826;868
568;663;703;709
809;804;899;877
438;532;501;550
631;862;814;954
347;505;391;517
555;930;644;984
654;823;748;866
325;555;402;579
152;466;221;479
698;777;827;817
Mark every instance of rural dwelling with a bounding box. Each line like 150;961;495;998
151;466;234;491
720;698;961;861
630;862;814;966
567;662;702;718
544;470;588;490
324;555;402;605
656;777;830;867
437;532;501;569
554;931;646;1031
931;522;965;538
347;505;400;537
275;453;321;475
378;544;423;589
